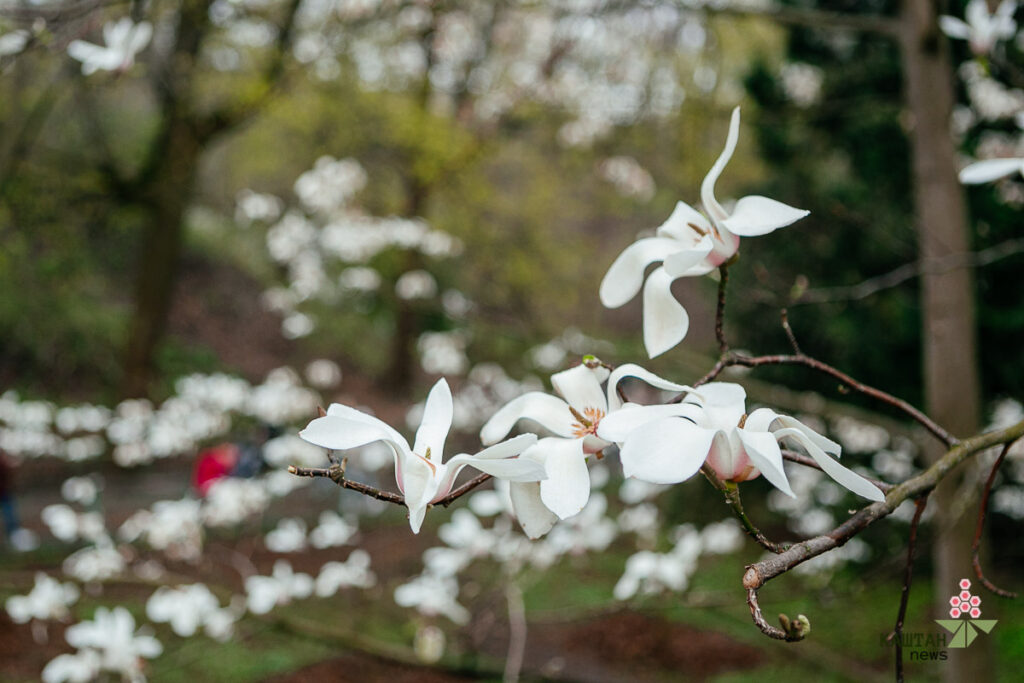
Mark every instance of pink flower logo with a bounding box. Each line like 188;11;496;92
949;580;982;619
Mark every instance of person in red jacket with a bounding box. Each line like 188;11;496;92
192;442;240;496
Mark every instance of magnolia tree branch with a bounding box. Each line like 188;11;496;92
701;463;790;554
890;495;929;683
695;351;956;447
971;441;1019;598
288;464;495;509
742;419;1024;642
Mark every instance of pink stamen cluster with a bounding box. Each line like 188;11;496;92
948;578;982;619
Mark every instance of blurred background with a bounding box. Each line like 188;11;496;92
1;0;1023;681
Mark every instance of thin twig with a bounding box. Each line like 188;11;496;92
288;465;405;505
889;494;929;682
741;419;1024;642
715;265;730;354
780;309;802;356
971;441;1019;598
437;472;493;507
701;464;790;553
694;352;955;447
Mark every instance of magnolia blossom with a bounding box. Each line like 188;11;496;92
245;560;314;615
63;607;162;681
68;18;152;75
480;361;688;537
146;584;234;640
597;382;885;502
5;573;79;624
959;157;1024;184
939;0;1017;55
600;108;809;357
301;378;545;532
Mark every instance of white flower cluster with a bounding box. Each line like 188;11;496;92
252;157;463;338
146;584;237;641
0;368;319;464
5;573;80;624
42;607;162;683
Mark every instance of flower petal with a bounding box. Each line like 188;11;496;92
509;482;559;538
938;16;971;39
324;403;410;452
533;438;591;519
618;417;714;484
736;429;794;497
480;393;575;445
959;158;1024;184
401;454;440;533
552;363;610;413
606;364;692;412
599;238;685;308
662;234;715;278
413;378;453;462
773;427;885;502
700;106;741;223
656;201;713;242
300;415;408;461
720;195;809;237
597;403;702;442
444;453;547;485
642;267;689;358
474;433;538;460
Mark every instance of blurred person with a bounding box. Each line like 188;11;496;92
192;442;240;496
0;448;39;552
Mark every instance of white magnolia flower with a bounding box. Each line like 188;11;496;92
68;18;152;75
146;584;233;640
42;650;102;683
394;573;470;624
309;510;358;548
64;606;162;680
597;382;885;502
600;107;809;357
245;560;314;615
959;157;1024;184
264;517;308;553
0;30;29;57
5;573;80;624
314;550;376;597
481;361;687;537
301;378;545;533
940;0;1017;55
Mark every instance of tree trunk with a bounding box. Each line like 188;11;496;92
899;1;987;679
120;119;202;397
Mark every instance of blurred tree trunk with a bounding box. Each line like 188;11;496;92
899;1;987;680
119;0;301;396
121;118;202;397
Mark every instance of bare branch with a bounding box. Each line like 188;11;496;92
742;418;1024;642
695;352;956;447
889;495;929;682
702;464;790;554
793;238;1024;306
715;264;730;354
288;464;405;506
971;441;1019;598
437;472;493;507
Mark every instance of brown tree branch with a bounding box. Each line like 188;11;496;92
889;494;929;682
694;351;956;447
742;418;1024;642
971;441;1019;598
